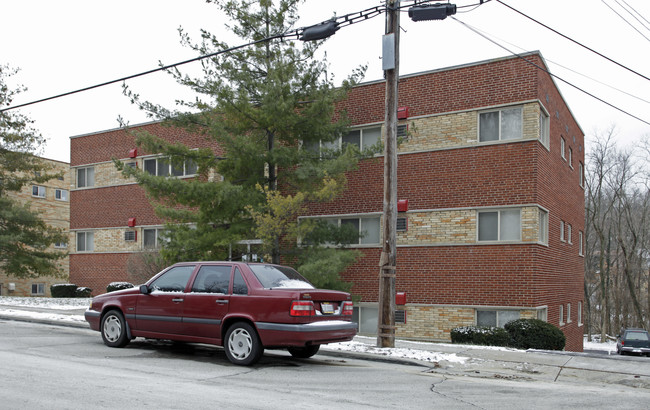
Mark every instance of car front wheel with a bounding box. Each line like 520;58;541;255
101;310;130;348
224;322;263;366
288;345;320;359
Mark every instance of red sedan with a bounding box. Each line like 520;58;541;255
85;262;357;365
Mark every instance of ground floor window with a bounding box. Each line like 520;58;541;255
31;283;45;295
353;305;379;334
476;310;520;327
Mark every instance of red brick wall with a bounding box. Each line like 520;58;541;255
70;253;132;295
70;121;220;166
71;185;160;229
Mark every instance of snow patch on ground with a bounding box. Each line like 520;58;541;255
322;340;468;364
0;296;90;310
0;308;87;323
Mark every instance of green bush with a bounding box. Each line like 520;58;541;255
450;326;511;346
107;282;135;293
504;319;566;350
51;284;92;298
75;287;92;298
51;284;78;298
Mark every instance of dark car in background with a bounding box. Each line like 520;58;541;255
85;262;357;365
616;328;650;356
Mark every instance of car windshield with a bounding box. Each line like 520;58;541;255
248;265;314;289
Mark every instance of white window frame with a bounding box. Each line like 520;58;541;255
55;189;68;201
560;137;566;160
476;309;521;328
579;231;584;256
143;156;198;178
54;241;67;249
539;110;550;148
77;167;95;188
31;283;45;295
567;303;572;323
559;304;565;326
567;224;572;244
76;231;94;252
579;162;585;188
32;185;46;198
538;209;549;245
307;126;382;154
578;301;583;326
478;106;523;142
568;147;573;168
143;227;167;249
560;220;565;242
477;209;522;242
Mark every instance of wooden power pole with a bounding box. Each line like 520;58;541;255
377;0;399;348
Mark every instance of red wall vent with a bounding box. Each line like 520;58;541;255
129;148;138;158
397;199;409;212
128;217;136;227
397;106;409;120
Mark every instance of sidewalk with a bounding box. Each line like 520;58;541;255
1;301;649;389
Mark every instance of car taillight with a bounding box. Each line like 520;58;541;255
290;300;314;316
342;301;354;316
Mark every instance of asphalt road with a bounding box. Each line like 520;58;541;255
2;320;650;409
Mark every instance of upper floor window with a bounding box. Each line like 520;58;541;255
579;162;585;188
76;231;94;252
32;185;46;198
304;126;382;154
144;157;198;177
579;231;584;256
479;107;522;142
560;220;565;242
55;189;68;201
538;209;549;245
309;216;381;246
567;223;572;244
144;227;166;249
478;209;521;241
568;147;573;168
540;111;550;148
77;167;95;188
560;137;566;160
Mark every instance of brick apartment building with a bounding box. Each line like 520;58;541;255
69;52;585;351
0;157;70;297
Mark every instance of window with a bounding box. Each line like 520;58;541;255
567;224;572;244
232;267;248;295
55;189;68;201
559;305;565;325
579;231;584;256
479;107;522;142
144;228;166;249
578;301;583;325
537;308;548;322
579;162;584;188
560;137;566;160
342;126;381;150
476;310;520;327
31;283;45;295
32;185;46;198
478;209;521;241
54;241;67;249
144;157;197;177
150;265;195;292
396;217;408;232
567;303;572;323
77;167;95;188
560;220;565;242
568;147;573;168
354;305;379;334
539;111;550;148
191;265;232;294
342;217;381;245
538;209;549;244
124;231;136;242
76;231;94;252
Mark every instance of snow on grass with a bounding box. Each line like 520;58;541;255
0;296;90;310
322;338;468;364
0;308;87;323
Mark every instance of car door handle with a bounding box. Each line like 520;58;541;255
172;298;184;303
215;299;229;305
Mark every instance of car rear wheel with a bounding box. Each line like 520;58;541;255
224;322;263;366
101;310;130;348
288;345;320;359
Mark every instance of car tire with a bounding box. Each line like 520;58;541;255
101;310;130;348
288;345;320;359
224;322;263;366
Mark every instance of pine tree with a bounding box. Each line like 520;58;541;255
118;0;370;290
0;65;67;278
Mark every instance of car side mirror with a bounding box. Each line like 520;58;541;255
140;284;151;295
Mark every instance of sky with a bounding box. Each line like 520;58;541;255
2;0;650;163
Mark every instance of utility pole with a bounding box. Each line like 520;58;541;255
377;0;399;348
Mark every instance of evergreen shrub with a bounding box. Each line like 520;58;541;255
51;284;78;298
107;282;135;293
504;319;566;350
450;326;511;346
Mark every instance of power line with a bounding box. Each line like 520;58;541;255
601;0;650;43
496;0;650;83
452;16;650;127
0;5;386;114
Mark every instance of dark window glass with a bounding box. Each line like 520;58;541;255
191;265;231;294
232;267;248;295
479;111;499;142
150;265;195;292
342;130;361;148
144;159;156;175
